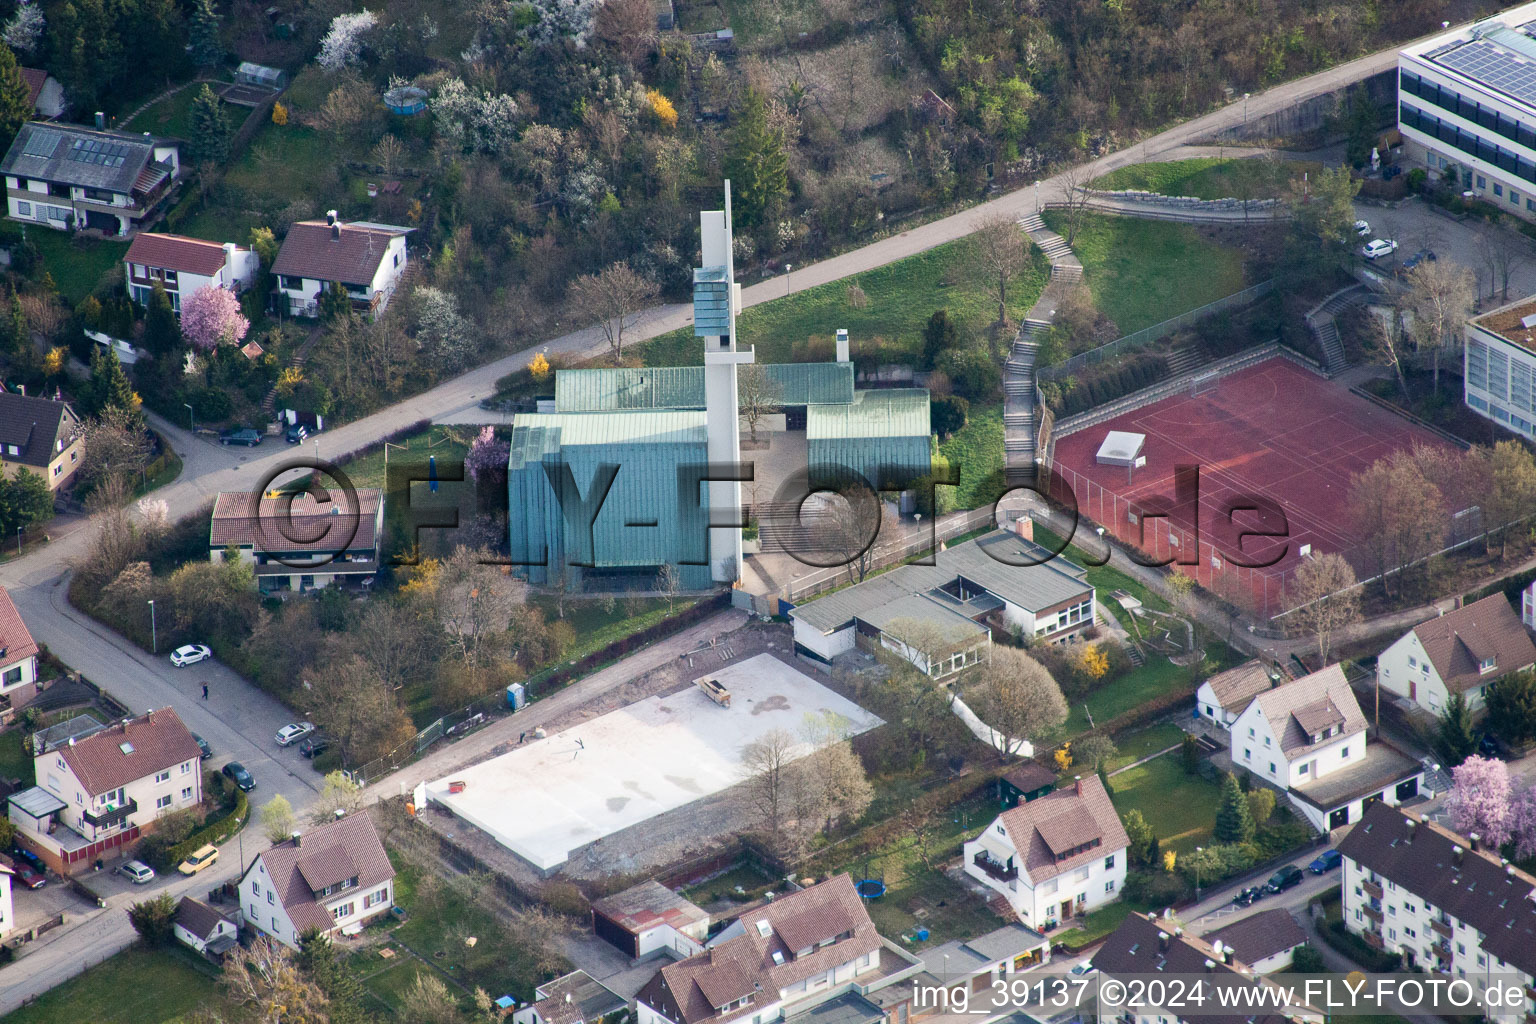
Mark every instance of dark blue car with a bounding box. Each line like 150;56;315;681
1308;850;1342;874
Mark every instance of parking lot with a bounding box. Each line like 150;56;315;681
1354;195;1536;302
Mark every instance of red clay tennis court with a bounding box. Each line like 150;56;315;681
1047;357;1455;614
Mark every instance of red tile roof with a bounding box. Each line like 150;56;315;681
19;69;45;109
272;220;408;287
175;896;232;940
126;233;234;277
55;708;201;796
998;775;1129;884
251;811;395;934
210;488;382;554
1411;594;1536;694
0;586;40;669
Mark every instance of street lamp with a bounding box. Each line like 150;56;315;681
785;265;792;296
183;403;194;433
147;599;156;654
1034;180;1041;213
1243;93;1250;127
1194;845;1204;901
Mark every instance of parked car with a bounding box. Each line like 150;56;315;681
275;722;316;747
9;846;44;873
1402;249;1437;271
285;423;310;444
192;734;212;760
1069;963;1099;976
1362;239;1399;260
299;734;330;759
1231;885;1263;907
218;428;263;447
1478;733;1507;760
222;761;255;792
118;859;156;884
1354;219;1371;237
1265;865;1305;894
13;863;45;888
170;644;212;668
1308;850;1343;874
177;844;220;876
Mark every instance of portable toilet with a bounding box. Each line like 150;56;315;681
506;682;526;710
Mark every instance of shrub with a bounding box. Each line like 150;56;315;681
1121;868;1187;905
1324;919;1402;972
1291;944;1327;973
165;787;248;868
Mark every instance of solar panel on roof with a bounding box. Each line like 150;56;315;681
1436;38;1536;107
21;129;59;158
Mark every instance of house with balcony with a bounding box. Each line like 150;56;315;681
1338;801;1536;1024
962;775;1128;932
124;233;260;312
0;585;42;719
12;708;202;874
271;212;410;319
635;874;925;1024
1;122;178;235
1376;594;1536;713
239;810;395;949
0;391;83;491
1229;664;1425;833
209;487;384;592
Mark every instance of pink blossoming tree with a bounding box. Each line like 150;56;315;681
1445;755;1513;849
1510;784;1536;861
465;426;509;482
180;286;249;352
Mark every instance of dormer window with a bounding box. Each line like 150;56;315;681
1479;657;1496;674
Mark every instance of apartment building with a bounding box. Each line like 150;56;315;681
1337;802;1536;1024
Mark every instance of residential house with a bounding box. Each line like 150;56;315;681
173;896;238;958
1196;660;1281;728
209;487;384;592
0;861;12;940
271;212;410;318
239;810;396;949
513;970;626;1024
1;122;178;235
962;775;1128;931
1338;801;1536;1024
1093;912;1313;1024
0;585;42;718
1229;664;1424;832
790;522;1095;679
124;233;260;311
590;880;709;959
1376;595;1536;712
997;763;1057;807
1200;908;1307;973
0;392;82;491
16;708;202;874
864;924;1049;1024
19;69;64;118
635;874;924;1024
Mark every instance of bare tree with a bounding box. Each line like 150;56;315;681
966;647;1069;757
568;261;658;363
656;562;682;612
1475;440;1536;559
738;363;782;444
594;0;656;68
221;937;330;1024
971;211;1031;327
1348;454;1447;598
1488;228;1531;302
1285;552;1362;662
1056;164;1094;247
1404;258;1475;394
399;971;463;1024
79;406;152;493
820;487;884;583
739;727;803;853
881;616;968;682
434;546;523;670
1368;307;1411;402
799;711;874;833
1074;732;1117;772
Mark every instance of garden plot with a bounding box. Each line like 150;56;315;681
425;653;882;871
746;29;933;136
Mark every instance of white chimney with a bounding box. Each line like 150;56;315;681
326;210;337;226
292;831;302;847
836;328;849;363
222;242;237;286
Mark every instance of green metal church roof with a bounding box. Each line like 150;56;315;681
552;363;855;412
509;411;708;468
806;389;930;439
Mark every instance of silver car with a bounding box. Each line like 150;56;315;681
275;722;316;747
118;860;155;884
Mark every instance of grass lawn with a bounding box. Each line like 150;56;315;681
633;236;1050;368
338;423;473;491
0;728;32;784
937;404;1003;510
1055;899;1142;949
1039;212;1247;333
1063;656;1187;737
27;230;129;305
1090;157;1322;201
1;944;243;1024
123;86;229;140
527;595;680;663
680;862;776;907
1107;752;1221;854
1104;722;1186;772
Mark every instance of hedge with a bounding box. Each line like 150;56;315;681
1323;918;1403;972
166;788;249;867
1055;353;1170;417
1464;564;1536;609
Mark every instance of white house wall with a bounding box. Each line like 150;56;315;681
241;857;303;949
793;617;852;660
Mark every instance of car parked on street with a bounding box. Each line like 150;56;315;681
1362;239;1399;260
177;844;219;876
218;428;263;447
299;734;329;759
1308;850;1343;874
118;860;156;884
192;734;212;760
170;644;212;667
1265;865;1305;894
222;761;255;791
1402;249;1437;271
13;863;45;888
275;722;316;747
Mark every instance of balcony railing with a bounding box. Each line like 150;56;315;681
972;851;1018;882
1363;931;1384;949
1362;880;1383;899
1363;905;1383;923
82;797;137;829
1430;918;1453;939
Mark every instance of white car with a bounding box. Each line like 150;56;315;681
118;860;155;884
1362;239;1399;260
1354;219;1371;237
275;722;316;747
169;644;212;667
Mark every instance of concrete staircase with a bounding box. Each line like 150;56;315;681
1003;320;1046;470
1019;212;1084;283
1167;343;1202;378
1305;285;1367;377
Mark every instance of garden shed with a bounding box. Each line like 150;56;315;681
235;62;286;89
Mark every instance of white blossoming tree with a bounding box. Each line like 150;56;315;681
432;78;520;153
525;0;602;48
3;0;44;56
317;10;378;72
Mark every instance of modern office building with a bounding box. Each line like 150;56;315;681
1463;293;1536;439
1398;4;1536;218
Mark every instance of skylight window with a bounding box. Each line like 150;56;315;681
755;920;772;938
119;742;135;754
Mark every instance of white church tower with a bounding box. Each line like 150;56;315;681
695;182;752;583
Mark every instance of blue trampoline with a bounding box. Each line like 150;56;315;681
855;878;886;899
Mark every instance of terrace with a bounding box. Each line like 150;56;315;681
1471;297;1536;353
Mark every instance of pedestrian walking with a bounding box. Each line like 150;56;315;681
202;682;209;700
